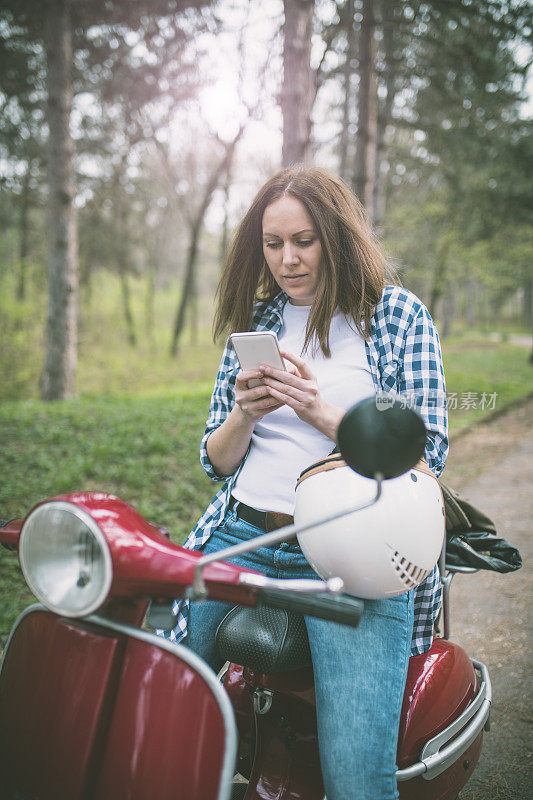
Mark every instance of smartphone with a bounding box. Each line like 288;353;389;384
230;331;285;388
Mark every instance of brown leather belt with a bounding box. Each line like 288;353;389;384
229;497;295;535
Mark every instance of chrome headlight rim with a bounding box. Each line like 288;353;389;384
19;500;113;618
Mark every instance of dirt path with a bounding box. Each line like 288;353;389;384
440;399;532;799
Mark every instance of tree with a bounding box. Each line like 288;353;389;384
373;0;399;226
0;7;47;299
282;0;316;166
169;129;245;355
0;0;214;398
39;0;77;398
352;0;377;212
338;0;355;182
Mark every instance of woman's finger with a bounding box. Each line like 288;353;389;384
259;363;307;390
279;350;315;380
257;398;283;410
265;384;305;412
236;369;263;388
262;377;309;405
239;398;283;418
285;363;301;378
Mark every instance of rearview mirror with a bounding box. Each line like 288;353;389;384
337;396;427;480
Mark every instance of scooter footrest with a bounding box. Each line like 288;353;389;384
216;605;312;673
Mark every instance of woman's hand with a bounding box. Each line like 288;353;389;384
234;369;284;422
206;368;285;478
259;350;345;442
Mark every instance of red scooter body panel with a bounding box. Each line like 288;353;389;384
398;638;477;767
228;639;483;800
94;636;228;800
0;608;232;800
0;608;124;800
397;638;483;800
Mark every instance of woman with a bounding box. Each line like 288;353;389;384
160;166;448;800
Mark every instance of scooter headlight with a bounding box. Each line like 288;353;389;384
19;501;113;617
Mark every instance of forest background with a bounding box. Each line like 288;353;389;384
0;0;532;639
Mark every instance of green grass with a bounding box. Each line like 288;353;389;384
0;394;217;533
0;393;218;647
444;339;532;432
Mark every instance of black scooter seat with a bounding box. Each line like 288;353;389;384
216;604;312;673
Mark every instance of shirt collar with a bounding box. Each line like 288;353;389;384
269;291;289;321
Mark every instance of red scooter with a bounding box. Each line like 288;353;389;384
0;401;491;800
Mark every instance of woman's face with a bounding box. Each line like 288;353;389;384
262;196;323;306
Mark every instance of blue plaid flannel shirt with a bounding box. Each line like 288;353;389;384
159;285;448;656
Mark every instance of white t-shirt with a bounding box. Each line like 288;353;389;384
232;302;376;514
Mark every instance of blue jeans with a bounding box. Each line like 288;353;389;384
185;507;414;800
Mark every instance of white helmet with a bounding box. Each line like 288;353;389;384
294;454;445;599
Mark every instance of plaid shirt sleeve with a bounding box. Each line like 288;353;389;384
199;338;240;482
375;288;448;655
397;301;447;654
398;304;448;477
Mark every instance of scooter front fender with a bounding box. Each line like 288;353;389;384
0;605;237;800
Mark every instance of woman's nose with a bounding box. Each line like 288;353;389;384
282;242;299;265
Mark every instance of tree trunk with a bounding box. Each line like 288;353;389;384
189;264;198;346
523;275;532;327
429;242;450;321
170;130;244;356
41;0;78;400
465;277;477;327
120;272;137;347
441;293;454;339
339;0;355;182
373;0;396;227
17;162;31;301
282;0;315;167
352;0;378;215
145;267;155;346
171;218;201;355
219;164;232;266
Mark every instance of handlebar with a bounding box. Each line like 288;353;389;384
256;586;363;627
236;572;362;627
148;570;363;631
182;569;364;629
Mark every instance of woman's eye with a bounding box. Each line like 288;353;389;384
264;239;315;249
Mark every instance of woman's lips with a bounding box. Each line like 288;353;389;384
284;274;307;282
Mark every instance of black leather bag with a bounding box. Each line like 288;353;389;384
440;482;522;573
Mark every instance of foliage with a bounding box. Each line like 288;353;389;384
0;268;224;401
383;180;533;324
0;295;44;399
0;393;217;535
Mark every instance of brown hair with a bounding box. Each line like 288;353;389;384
213;165;388;356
